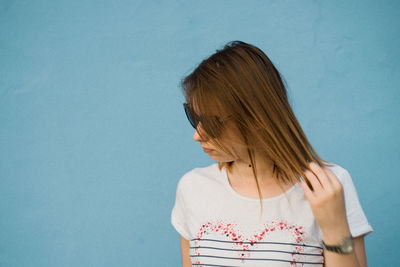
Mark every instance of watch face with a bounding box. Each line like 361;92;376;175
342;238;354;253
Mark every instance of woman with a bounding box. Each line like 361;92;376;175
171;41;373;266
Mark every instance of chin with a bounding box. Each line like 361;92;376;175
209;155;235;163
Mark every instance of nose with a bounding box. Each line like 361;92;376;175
193;124;207;142
193;128;202;142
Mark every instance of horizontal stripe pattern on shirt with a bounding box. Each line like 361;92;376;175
190;238;324;266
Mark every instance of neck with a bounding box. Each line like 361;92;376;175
228;152;276;184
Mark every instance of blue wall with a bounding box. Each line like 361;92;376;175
1;0;398;266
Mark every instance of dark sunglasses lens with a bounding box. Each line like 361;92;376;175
183;103;197;128
183;103;223;138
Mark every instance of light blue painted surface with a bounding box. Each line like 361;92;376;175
0;0;398;266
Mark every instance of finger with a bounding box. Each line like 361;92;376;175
303;166;323;194
323;167;342;191
299;177;316;201
309;162;334;193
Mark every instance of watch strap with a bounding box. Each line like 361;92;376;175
322;235;354;254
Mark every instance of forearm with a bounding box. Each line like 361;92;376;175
322;223;361;267
324;249;360;267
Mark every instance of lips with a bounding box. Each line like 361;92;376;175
202;147;214;153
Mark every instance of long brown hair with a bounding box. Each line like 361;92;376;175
181;41;332;218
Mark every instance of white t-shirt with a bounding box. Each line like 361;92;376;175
171;162;373;266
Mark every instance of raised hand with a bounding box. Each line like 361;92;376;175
299;162;351;244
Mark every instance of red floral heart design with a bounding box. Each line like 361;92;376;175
193;219;310;266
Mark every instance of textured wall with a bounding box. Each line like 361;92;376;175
0;0;398;266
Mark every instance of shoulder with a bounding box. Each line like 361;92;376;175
176;163;224;194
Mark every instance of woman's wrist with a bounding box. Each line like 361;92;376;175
321;222;352;245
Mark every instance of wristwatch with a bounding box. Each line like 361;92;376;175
322;235;354;254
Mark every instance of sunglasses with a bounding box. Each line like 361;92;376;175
183;103;231;138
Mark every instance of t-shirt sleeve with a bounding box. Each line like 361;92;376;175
171;179;192;241
340;169;373;238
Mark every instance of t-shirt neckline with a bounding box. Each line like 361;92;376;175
220;165;300;202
